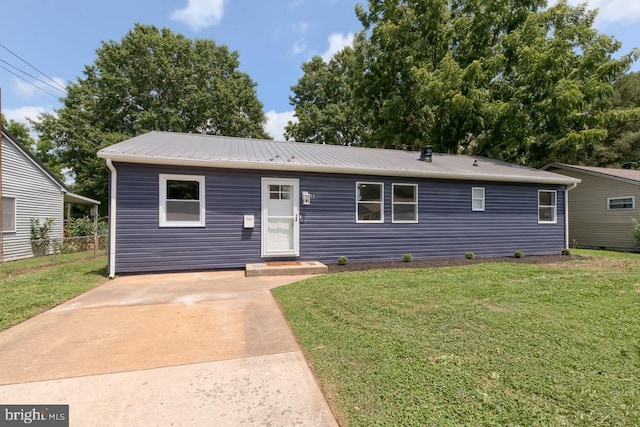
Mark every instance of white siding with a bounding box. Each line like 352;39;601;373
1;136;64;259
555;168;640;250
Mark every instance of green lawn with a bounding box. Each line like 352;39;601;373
273;250;640;426
0;258;108;331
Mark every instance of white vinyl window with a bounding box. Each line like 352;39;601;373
607;196;635;210
2;197;16;233
356;182;384;223
392;184;418;223
472;187;485;211
159;174;205;227
538;190;557;224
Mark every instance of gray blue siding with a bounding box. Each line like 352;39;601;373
113;162;566;273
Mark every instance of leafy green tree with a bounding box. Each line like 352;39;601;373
598;72;640;166
289;0;637;164
475;2;637;166
285;48;365;145
33;24;269;212
2;115;34;150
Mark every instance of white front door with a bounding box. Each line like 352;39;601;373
261;178;299;257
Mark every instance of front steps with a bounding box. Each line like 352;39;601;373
245;260;328;277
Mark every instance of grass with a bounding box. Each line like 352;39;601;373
0;257;108;331
0;250;106;279
273;250;640;426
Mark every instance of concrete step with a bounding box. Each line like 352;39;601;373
245;261;328;277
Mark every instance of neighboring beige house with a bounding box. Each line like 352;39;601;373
544;163;640;251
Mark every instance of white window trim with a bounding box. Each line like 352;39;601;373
392;183;418;223
472;187;485;212
2;196;16;233
607;196;635;211
356;181;384;224
159;174;206;227
538;190;557;224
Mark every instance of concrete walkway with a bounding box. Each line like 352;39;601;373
0;271;337;426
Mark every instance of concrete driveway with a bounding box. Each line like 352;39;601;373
0;271;337;426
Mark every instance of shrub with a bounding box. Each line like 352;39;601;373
561;248;571;256
58;241;79;254
337;256;348;265
465;252;475;259
30;218;54;256
514;250;524;258
402;253;413;262
66;217;108;250
633;216;640;247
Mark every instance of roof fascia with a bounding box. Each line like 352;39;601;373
1;127;68;191
99;153;580;186
543;163;640;186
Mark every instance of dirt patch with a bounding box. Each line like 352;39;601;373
327;254;585;273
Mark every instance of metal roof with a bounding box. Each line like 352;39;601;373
97;131;579;185
545;163;640;185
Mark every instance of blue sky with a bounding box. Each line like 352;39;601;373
1;0;639;141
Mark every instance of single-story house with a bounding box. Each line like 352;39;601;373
97;131;580;277
543;163;640;251
1;127;100;260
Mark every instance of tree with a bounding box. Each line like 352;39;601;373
2;115;63;179
33;24;269;211
290;0;637;164
285;48;365;145
599;72;640;166
475;2;637;166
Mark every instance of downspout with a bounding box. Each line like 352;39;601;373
106;158;117;278
565;183;578;249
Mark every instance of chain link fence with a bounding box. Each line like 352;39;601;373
0;235;107;278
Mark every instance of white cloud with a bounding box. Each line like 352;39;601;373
563;0;640;24
14;77;66;100
265;110;297;141
291;40;307;55
170;0;225;31
292;21;309;34
290;21;310;56
321;32;355;61
3;106;48;126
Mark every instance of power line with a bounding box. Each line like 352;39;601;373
0;42;67;91
0;63;61;99
0;59;66;95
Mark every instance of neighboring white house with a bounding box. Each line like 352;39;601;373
1;127;100;260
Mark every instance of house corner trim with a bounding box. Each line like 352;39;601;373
106;158;117;278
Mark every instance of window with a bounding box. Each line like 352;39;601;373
608;196;635;210
159;174;205;227
2;197;16;232
356;182;383;223
538;190;557;224
472;187;485;211
392;184;418;223
269;184;291;200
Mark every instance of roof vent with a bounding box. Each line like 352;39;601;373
419;145;433;162
622;162;635;169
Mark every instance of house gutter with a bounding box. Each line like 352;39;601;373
105;158;117;278
565;182;578;249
